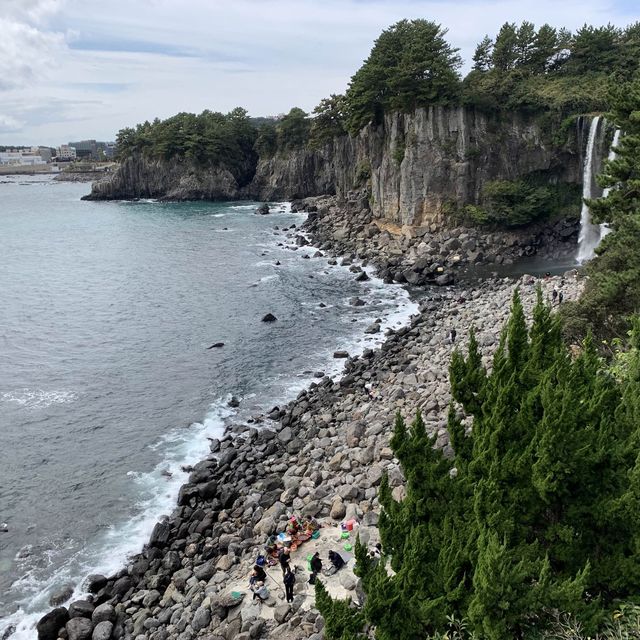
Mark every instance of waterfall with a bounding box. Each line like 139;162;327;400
599;128;622;243
576;116;602;263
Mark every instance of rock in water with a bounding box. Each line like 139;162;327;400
261;313;277;322
49;585;74;607
256;203;270;215
333;350;349;358
37;608;70;640
355;271;369;282
207;342;224;349
228;395;240;408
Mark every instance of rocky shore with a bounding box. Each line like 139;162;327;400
30;247;583;640
295;192;579;286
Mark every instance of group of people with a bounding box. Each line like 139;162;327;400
248;545;360;604
552;288;564;304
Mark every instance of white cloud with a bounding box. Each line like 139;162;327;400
0;0;637;145
0;114;24;133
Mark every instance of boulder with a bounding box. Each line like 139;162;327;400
69;600;95;619
330;500;346;520
194;559;216;582
333;351;349;359
85;575;108;594
261;313;277;322
149;520;171;547
274;604;291;624
92;604;116;625
355;271;369;282
91;621;112;640
37;607;70;640
228;395;240;408
191;605;211;632
256;203;270;215
49;584;74;607
66;617;94;640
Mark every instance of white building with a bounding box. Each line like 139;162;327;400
0;150;47;166
57;145;77;160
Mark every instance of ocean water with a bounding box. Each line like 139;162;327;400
0;176;417;637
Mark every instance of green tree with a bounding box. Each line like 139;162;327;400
331;292;640;639
314;580;364;639
345;19;462;134
310;94;347;146
276;107;311;150
492;23;519;71
472;36;493;72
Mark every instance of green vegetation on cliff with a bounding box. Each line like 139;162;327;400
115;107;257;185
320;293;640;640
562;76;640;343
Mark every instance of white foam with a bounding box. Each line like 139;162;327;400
1;389;77;410
0;401;233;639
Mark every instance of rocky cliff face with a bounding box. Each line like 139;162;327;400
86;107;585;231
85;156;241;201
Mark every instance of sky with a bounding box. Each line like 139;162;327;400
0;0;638;146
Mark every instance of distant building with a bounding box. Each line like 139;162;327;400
68;139;98;160
36;147;52;163
57;145;77;161
0;149;47;166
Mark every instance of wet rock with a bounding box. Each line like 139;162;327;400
228;395;241;408
261;313;277;322
256;203;270;215
49;585;74;607
37;607;70;640
333;351;349;358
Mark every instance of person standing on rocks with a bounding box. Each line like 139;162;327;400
552;288;558;303
559;291;564;304
449;328;457;344
283;567;296;603
279;547;291;576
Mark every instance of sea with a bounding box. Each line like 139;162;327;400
0;175;417;638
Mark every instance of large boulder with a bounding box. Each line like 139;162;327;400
149;520;171;547
92;603;116;625
49;584;74;607
68;600;95;619
85;575;108;594
91;621;112;640
66;617;94;640
37;607;69;640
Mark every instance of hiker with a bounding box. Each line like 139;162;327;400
279;547;291;576
249;564;267;586
329;550;345;571
309;552;322;584
251;581;269;602
449;328;457;344
559;291;564;304
283;567;295;603
552;288;558;303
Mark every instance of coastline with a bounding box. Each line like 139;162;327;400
10;203;583;640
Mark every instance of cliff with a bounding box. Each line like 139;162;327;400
86;106;587;229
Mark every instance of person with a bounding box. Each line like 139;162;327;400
283;567;295;603
552;288;558;303
251;581;269;601
279;547;291;576
329;550;345;571
449;328;457;344
559;291;564;304
249;564;267;586
372;543;382;558
309;552;322;583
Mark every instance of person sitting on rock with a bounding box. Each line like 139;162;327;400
251;581;269;601
329;550;345;571
250;564;267;585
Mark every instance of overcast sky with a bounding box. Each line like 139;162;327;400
0;0;638;146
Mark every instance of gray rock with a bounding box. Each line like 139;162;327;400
69;601;95;619
66;617;94;640
37;607;70;640
49;584;74;607
85;575;108;594
92;604;116;625
274;604;291;624
261;313;277;322
330;500;346;520
191;606;211;632
92;621;113;640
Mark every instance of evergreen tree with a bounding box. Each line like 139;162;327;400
472;36;493;72
492;23;519;71
311;94;347;146
330;292;640;639
345;19;461;134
